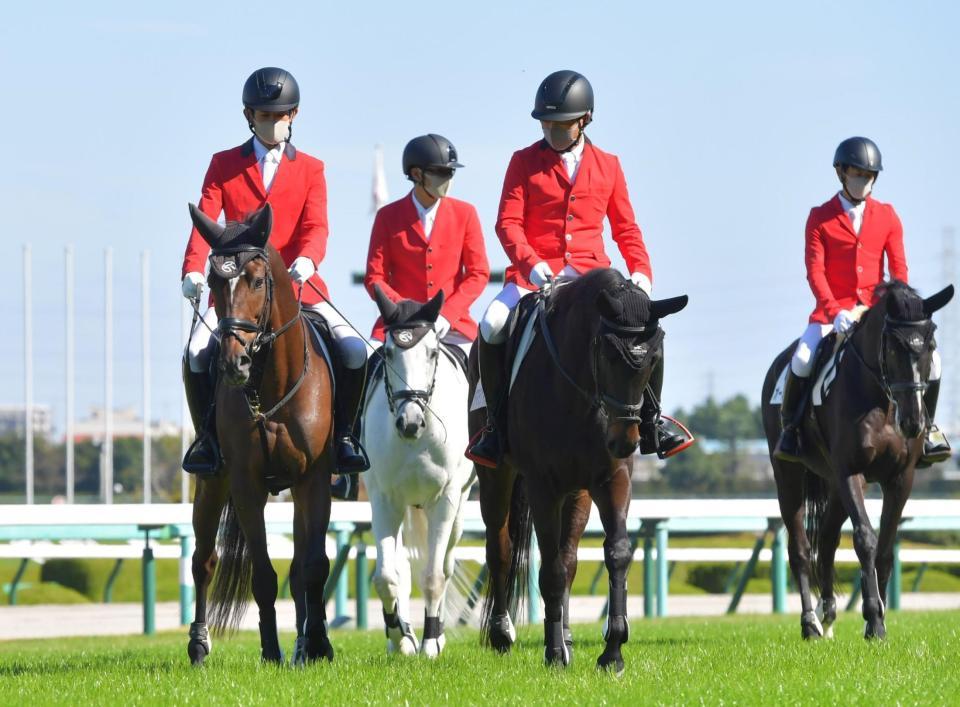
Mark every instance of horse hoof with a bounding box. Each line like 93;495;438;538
596;652;624;676
385;611;419;656
864;620;887;640
420;636;446;659
387;635;418;656
544;647;570;667
489;612;516;653
187;640;209;666
261;649;285;665
801;610;824;640
290;637;307;667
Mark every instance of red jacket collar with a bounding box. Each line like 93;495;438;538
239;137;298;161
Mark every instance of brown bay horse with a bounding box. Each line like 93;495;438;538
762;281;953;639
469;269;687;671
185;204;336;665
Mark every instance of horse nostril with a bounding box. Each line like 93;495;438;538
238;354;251;370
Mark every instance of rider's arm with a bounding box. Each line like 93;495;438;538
445;204;490;314
607;156;652;283
363;208;403;302
883;207;909;284
804;210;843;319
182;156;223;279
291;158;329;269
495;151;540;280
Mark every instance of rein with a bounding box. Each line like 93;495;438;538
536;296;650;424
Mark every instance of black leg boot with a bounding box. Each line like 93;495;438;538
467;339;507;468
774;369;811;463
919;378;951;467
334;363;369;475
638;357;688;457
181;358;221;475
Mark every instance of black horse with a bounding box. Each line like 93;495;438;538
470;269;687;671
762;281;953;639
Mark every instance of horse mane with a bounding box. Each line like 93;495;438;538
550;268;646;332
872;280;925;321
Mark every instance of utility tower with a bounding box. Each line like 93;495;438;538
941;227;958;437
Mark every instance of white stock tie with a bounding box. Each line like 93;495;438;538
262;151;280;192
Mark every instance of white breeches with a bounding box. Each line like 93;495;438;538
791;322;942;381
478;266;583;344
186;302;370;373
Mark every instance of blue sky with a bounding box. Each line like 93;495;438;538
3;1;958;431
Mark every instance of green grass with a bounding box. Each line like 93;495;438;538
1;612;959;705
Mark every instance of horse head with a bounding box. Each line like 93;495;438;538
595;280;688;458
188;203;280;386
871;281;953;438
374;285;446;439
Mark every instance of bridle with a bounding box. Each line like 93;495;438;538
846;313;934;413
211;245;308;423
537;297;657;425
381;323;440;416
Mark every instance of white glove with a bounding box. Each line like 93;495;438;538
630;272;652;296
529;261;555;288
833;309;856;334
435;315;451;338
181;272;205;300
288;256;316;284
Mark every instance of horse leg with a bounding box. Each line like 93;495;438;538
479;465;518;652
591;466;632;674
188;475;228;665
815;489;847;638
875;468;914;632
836;472;884;639
288;516;305;664
559;490;591;662
370;490;417;655
231;486;283;663
294;466;334;663
774;464;820;639
529;490;569;667
419;492;465;659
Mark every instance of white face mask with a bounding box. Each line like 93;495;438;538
844;174;874;202
423;172;453;199
254;119;290;146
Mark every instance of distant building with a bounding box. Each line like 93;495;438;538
0;405;53;438
73;406;180;442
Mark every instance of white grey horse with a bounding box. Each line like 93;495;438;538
363;287;475;657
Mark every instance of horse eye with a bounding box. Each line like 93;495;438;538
254;278;265;289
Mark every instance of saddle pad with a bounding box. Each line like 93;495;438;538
768;347;845;408
302;315;336;397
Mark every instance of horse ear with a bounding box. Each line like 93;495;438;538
188;203;225;246
416;289;446;324
650;294;689;320
596;290;624;320
373;284;400;323
246;204;273;247
923;285;955;316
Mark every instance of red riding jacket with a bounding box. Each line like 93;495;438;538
365;193;490;341
495;139;652;289
805;194;908;324
181;139;330;305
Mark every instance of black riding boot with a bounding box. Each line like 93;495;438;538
919;378;951;468
334;364;369;475
774;369;811;463
467;339;507;467
182;359;221;475
638;356;688;458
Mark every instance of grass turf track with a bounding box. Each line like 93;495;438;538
1;612;958;705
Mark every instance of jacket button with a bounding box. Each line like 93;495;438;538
857;288;862;294
427;247;433;253
857;242;862;249
566;214;574;221
857;266;863;273
429;281;434;287
565;234;573;241
570;195;576;201
427;264;433;270
564;253;571;260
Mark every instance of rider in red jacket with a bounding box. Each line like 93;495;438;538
775;137;950;466
365;134;490;352
468;70;691;467
181;67;369;483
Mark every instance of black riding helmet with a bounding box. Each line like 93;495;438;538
833;137;883;172
531;70;594;122
402;134;464;177
242;67;300;112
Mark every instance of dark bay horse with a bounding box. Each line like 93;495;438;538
470;269;687;671
185;204;337;665
762;281;953;639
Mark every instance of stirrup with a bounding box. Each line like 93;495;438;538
774;426;803;463
465;427;500;468
182;434;222;476
336;435;369;474
331;474;359;501
656;415;695;459
918;426;951;468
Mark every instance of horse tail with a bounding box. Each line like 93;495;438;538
480;474;532;644
209;499;252;636
804;471;828;591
